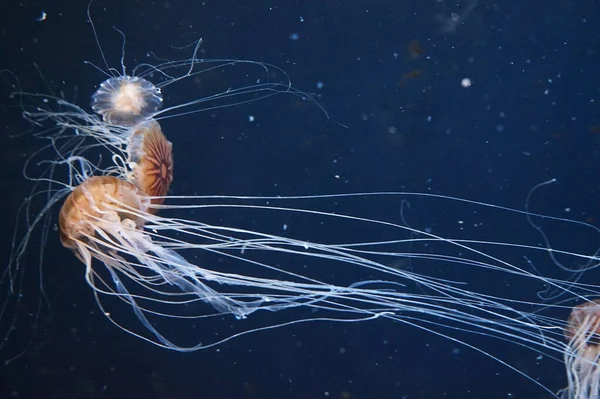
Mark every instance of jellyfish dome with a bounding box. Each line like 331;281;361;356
91;75;163;127
59;175;149;256
563;299;600;399
126;119;174;207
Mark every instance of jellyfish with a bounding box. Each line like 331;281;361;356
563;300;600;399
91;75;163;127
126;119;174;207
4;5;600;397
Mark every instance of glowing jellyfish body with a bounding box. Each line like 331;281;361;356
564;300;600;399
91;76;163;126
59;175;149;251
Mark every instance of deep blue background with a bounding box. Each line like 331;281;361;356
1;1;599;398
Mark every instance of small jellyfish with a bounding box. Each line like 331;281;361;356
126;119;173;207
91;75;163;127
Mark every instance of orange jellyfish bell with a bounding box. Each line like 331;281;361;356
565;299;600;344
563;299;600;399
91;75;163;126
127;119;174;207
59;175;150;256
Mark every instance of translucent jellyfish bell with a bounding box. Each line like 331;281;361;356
91;75;163;126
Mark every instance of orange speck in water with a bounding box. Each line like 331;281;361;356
408;40;424;59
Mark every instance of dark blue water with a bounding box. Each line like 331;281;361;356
1;1;599;398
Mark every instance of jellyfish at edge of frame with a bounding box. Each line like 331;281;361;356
563;299;600;399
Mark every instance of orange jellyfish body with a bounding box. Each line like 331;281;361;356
59;175;149;251
127;119;174;207
563;299;600;399
565;299;600;345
